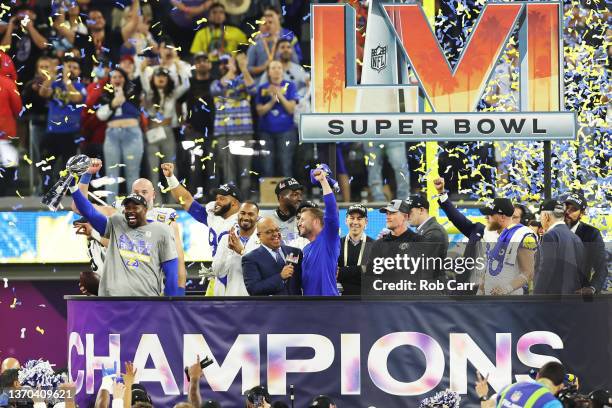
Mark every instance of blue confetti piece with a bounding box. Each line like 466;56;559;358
282;5;286;16
74;137;85;144
302;12;311;21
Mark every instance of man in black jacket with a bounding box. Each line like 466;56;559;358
563;192;608;294
337;204;373;295
364;199;426;294
534;200;585;294
406;194;449;280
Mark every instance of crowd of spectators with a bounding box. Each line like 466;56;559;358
0;0;532;202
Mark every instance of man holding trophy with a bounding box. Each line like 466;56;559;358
51;155;183;296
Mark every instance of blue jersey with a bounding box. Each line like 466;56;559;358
496;381;562;408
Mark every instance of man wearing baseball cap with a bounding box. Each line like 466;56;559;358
433;177;537;296
534;199;585;294
162;162;241;257
564;192;607;294
364;199;423;286
71;188;182;296
263;177;304;243
337;204;373;295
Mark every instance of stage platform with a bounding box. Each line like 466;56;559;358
66;295;612;408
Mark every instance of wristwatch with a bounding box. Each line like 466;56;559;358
479;395;489;402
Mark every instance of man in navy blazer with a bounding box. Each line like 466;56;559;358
534;200;585;294
242;217;302;295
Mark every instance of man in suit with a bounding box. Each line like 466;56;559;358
564;192;608;294
534;199;585;294
242;217;302;295
337;204;373;295
406;194;449;281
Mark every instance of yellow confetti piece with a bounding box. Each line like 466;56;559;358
23;155;32;165
16;191;24;199
196;17;208;24
36;326;45;335
155;152;165;158
194;138;204;143
179;197;185;205
59;169;68;178
10;298;17;308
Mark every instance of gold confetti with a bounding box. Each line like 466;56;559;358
36;326;45;335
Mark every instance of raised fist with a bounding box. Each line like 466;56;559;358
161;163;175;177
313;169;327;183
433;177;445;194
88;158;103;174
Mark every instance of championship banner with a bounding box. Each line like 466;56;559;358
67;297;612;407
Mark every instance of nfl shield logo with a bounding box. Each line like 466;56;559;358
510;391;523;402
371;45;387;72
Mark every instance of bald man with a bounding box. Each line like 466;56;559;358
0;357;19;373
242;218;303;295
71;159;186;292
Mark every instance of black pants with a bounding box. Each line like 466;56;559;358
40;132;79;187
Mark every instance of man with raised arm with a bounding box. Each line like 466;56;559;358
71;183;182;296
71;158;187;290
161;162;240;258
297;167;340;296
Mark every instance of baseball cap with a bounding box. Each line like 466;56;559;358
122;193;147;207
539;199;565;214
246;385;270;403
379;199;411;214
193;51;208;61
213;183;242;201
347;204;367;218
479;198;514;217
131;384;152;403
564;192;587;211
275;177;304;195
297;200;318;213
153;66;170;76
405;194;429;210
309;395;335;408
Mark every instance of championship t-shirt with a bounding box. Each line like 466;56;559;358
99;213;178;296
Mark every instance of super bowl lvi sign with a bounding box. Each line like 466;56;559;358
301;0;576;142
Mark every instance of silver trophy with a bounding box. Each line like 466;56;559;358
42;155;91;211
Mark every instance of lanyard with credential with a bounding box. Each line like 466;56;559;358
344;234;367;267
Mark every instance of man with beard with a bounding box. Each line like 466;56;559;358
162;162;241;258
71;188;181;296
433;177;536;295
211;201;260;296
563;192;608;294
189;3;246;66
297;169;340;295
263;177;304;244
243;217;302;295
71;159;187;292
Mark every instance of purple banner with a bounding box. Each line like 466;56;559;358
67;297;612;407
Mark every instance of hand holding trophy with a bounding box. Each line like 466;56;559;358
41;154;91;211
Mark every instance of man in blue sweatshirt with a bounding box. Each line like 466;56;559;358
297;169;340;295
